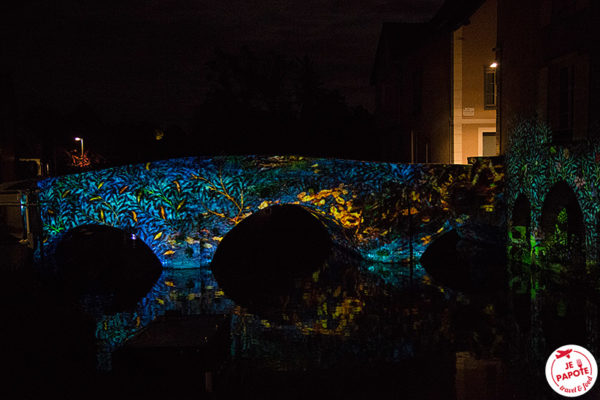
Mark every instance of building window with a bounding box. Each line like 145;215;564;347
482;132;497;156
484;67;497;110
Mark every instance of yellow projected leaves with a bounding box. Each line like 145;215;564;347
297;184;362;230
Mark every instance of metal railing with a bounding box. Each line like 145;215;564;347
0;189;41;249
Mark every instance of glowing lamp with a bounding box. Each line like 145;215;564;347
74;137;84;159
490;62;498;68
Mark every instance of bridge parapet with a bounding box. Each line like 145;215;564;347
38;155;504;269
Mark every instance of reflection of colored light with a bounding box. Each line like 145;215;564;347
36;155;506;372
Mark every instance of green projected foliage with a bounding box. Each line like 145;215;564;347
506;120;600;266
506;120;600;361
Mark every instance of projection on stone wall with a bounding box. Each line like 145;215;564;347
37;155;504;369
506;120;600;355
506;120;599;270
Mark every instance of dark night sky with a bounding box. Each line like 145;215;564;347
1;0;444;132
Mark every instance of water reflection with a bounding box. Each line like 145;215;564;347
81;251;599;399
105;255;461;398
92;267;234;369
504;258;600;399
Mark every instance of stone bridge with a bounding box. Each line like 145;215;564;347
36;155;504;368
39;155;504;268
506;120;600;266
506;120;600;359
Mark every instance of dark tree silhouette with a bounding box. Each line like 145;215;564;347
193;48;379;160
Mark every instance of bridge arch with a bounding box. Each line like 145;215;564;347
506;193;533;337
509;193;532;261
210;204;333;317
540;181;585;266
35;156;505;366
55;224;162;314
539;181;587;349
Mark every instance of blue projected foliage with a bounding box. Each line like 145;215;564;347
39;156;503;265
37;155;504;369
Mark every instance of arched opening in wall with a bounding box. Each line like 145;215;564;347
55;224;162;314
540;181;585;267
510;194;531;259
539;181;586;350
420;229;506;293
508;194;532;336
210;204;332;319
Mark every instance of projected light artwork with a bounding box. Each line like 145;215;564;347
506;119;600;358
506;120;600;267
37;155;504;369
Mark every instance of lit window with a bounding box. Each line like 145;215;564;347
484;67;497;110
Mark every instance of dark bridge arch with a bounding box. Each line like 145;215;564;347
36;155;505;363
539;181;586;349
510;194;532;261
540;181;585;266
55;224;162;314
511;194;531;242
210;204;332;317
508;194;533;335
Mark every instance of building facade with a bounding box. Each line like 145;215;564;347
373;0;599;163
372;0;497;164
452;0;497;164
497;0;599;151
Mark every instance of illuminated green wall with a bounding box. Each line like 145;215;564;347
506;119;600;360
506;120;600;266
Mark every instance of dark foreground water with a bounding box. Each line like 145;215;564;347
6;254;598;400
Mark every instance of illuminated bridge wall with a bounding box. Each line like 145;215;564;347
506;120;600;265
39;155;503;267
37;155;504;368
506;120;600;356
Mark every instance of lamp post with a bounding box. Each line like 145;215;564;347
74;137;84;158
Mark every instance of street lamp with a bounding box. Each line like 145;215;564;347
74;137;84;158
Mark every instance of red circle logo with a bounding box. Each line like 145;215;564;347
546;345;597;397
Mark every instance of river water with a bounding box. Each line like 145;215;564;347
10;242;594;399
94;251;594;399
